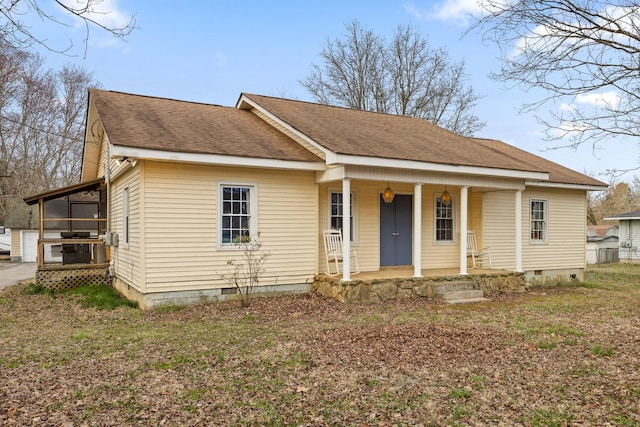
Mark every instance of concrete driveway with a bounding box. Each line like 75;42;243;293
0;262;37;291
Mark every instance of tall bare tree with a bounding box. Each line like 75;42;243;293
301;20;485;136
0;38;99;225
1;0;136;56
589;179;640;224
474;0;640;152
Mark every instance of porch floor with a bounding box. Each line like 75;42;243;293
328;266;502;281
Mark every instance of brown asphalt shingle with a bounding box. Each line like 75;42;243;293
89;89;605;188
90;89;321;162
243;94;606;187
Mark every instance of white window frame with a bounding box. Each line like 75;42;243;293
218;182;258;249
434;193;456;244
123;185;130;249
328;189;357;244
530;198;548;244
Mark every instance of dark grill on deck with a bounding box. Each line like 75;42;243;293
61;232;91;265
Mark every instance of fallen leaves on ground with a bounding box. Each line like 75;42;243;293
1;265;639;426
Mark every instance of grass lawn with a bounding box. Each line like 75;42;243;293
1;264;639;426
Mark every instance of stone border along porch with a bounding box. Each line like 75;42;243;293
312;271;527;303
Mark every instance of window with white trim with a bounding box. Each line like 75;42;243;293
530;199;547;242
220;184;256;245
329;191;355;242
435;195;454;242
123;186;130;246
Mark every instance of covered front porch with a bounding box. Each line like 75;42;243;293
313;267;526;303
318;164;537;282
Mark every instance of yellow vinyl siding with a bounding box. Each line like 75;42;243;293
142;162;317;292
422;186;458;268
483;191;517;269
11;231;20;258
483;188;587;270
522;188;587;270
110;166;144;291
96;134;108;178
468;190;483;243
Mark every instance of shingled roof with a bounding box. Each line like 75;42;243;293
90;89;321;163
242;94;606;187
89;89;605;188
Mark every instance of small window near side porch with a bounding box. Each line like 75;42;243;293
530;199;547;242
329;191;355;242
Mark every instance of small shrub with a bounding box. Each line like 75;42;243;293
221;235;270;307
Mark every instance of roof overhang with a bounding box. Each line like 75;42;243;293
111;145;326;171
24;178;105;205
526;181;609;191
327;153;549;181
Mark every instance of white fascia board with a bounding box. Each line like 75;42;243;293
236;95;331;158
604;216;640;221
525;180;608;191
110;145;326;171
331;154;549;181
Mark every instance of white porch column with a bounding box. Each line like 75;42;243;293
413;183;423;277
459;186;468;275
342;178;351;281
515;189;523;272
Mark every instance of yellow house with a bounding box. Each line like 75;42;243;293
26;89;607;308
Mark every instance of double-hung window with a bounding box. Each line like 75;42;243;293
530;199;547;242
329;191;355;242
435;195;454;242
220;184;256;246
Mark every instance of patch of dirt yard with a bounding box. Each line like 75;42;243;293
1;264;639;426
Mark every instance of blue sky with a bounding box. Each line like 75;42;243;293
29;1;637;182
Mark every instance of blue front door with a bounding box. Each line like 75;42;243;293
380;194;413;266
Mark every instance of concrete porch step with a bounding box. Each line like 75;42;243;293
435;282;489;304
445;297;490;305
435;282;476;293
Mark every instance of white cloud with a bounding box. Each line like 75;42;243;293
431;0;484;24
576;91;621;109
60;0;132;31
404;0;483;25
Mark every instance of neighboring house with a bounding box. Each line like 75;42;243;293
25;90;607;308
586;225;619;264
0;227;10;255
604;210;640;263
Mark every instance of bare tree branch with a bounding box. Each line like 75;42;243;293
0;0;136;57
301;20;485;136
473;0;640;152
0;37;100;224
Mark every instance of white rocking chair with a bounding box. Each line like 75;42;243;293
467;230;492;269
323;229;359;276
